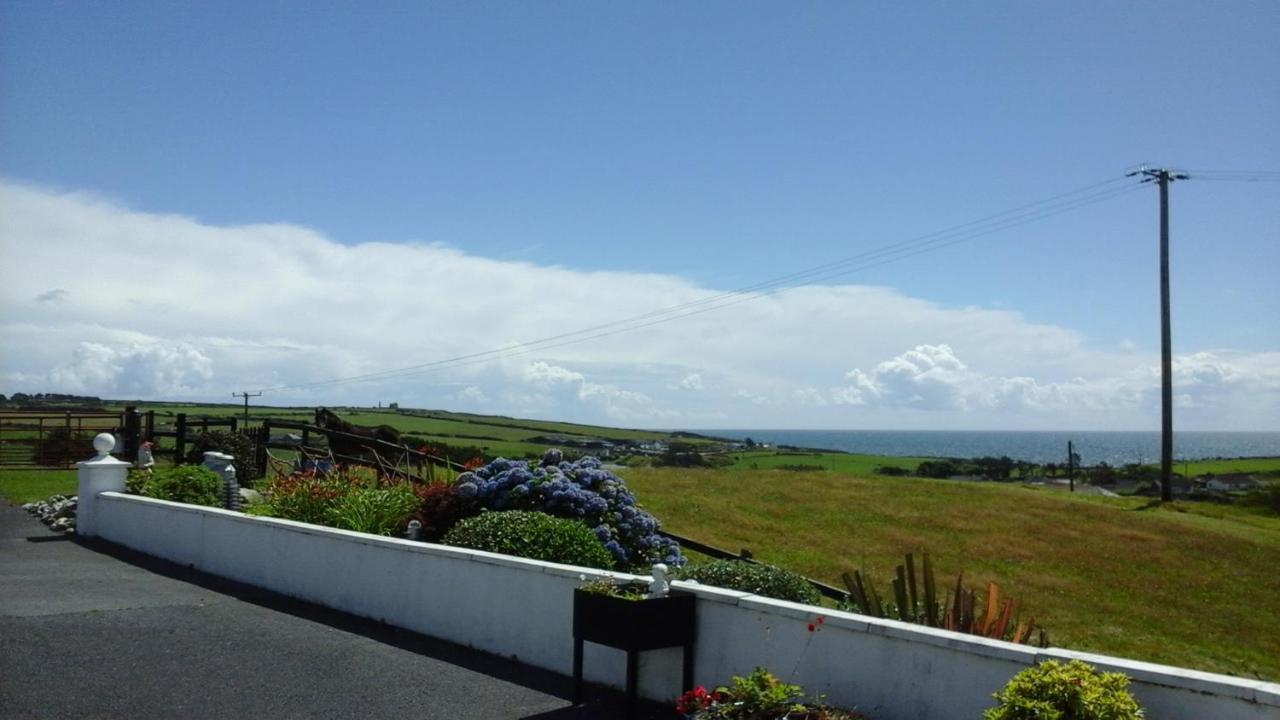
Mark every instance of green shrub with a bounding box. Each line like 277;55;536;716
139;466;223;507
677;559;821;605
1242;482;1280;515
186;430;260;482
325;484;418;536
984;659;1144;720
442;510;613;569
263;472;345;525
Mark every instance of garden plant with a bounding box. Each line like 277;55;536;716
984;659;1143;719
675;667;870;719
425;449;683;570
443;510;614;569
677;559;821;605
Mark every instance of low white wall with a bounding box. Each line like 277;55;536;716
94;493;1280;720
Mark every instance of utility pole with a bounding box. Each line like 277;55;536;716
232;391;261;424
1127;166;1189;502
1067;440;1075;493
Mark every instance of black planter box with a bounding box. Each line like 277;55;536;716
572;588;697;719
573;589;696;650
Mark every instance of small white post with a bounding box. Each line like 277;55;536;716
76;433;130;537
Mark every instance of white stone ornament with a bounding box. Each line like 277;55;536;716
648;563;670;598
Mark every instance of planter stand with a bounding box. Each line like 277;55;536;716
572;588;696;720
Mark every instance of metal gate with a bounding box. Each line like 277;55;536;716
0;410;123;469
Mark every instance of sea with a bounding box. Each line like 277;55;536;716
700;430;1280;466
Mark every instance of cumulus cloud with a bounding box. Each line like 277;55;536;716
833;344;1280;427
1;178;1276;430
48;341;213;396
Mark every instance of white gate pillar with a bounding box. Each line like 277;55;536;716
76;433;129;537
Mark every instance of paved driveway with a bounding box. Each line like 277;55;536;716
0;504;669;719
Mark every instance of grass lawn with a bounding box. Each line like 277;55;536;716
623;466;1280;681
1175;457;1280;478
0;469;78;504
725;450;927;475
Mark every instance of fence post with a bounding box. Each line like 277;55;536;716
122;406;141;462
229;416;238;433
144;411;155;442
64;411;72;469
175;413;187;465
76;433;129;537
256;421;270;477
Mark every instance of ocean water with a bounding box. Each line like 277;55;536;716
702;430;1280;465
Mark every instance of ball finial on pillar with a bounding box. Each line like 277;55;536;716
92;433;116;458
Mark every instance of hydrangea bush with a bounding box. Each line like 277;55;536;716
449;449;683;570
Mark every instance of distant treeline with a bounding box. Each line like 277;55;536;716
879;456;1165;483
0;392;106;409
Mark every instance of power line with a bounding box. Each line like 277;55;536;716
256;175;1144;394
1179;169;1280;183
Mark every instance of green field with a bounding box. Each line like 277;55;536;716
109;402;713;459
1176;457;1280;478
725;450;928;475
0;469;77;504
622;465;1280;680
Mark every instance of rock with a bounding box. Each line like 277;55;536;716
238;488;263;505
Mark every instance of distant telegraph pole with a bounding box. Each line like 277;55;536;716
1067;440;1075;493
1127;166;1189;502
232;391;262;423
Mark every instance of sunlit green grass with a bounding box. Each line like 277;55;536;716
0;469;78;504
623;466;1280;680
725;450;927;475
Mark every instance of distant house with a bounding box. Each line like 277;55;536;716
1203;473;1260;492
1137;476;1195;498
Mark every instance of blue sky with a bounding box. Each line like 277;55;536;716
2;2;1277;429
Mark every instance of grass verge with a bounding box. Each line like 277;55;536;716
0;469;78;504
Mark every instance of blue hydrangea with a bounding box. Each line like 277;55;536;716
456;451;684;570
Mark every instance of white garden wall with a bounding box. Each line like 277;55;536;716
92;492;1280;720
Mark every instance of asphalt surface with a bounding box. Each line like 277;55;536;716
0;503;672;719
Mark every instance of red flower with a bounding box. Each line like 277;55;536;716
808;623;816;632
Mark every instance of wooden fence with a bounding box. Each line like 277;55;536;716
0;409;124;468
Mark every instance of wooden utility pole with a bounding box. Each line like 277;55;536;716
1067;440;1075;493
232;391;261;424
1128;166;1188;502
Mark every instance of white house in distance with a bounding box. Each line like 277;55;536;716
1202;473;1260;492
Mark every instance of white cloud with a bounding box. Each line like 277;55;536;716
524;361;584;387
47;341;213;396
1;178;1276;430
679;373;705;391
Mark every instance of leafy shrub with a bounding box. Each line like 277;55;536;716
263;471;346;525
139;465;223;507
678;560;821;605
874;465;911;477
186;430;260;482
325;484;418;535
984;659;1143;720
412;483;478;541
841;551;1048;646
452;450;683;571
1242;482;1280;515
676;668;871;719
442;510;613;569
